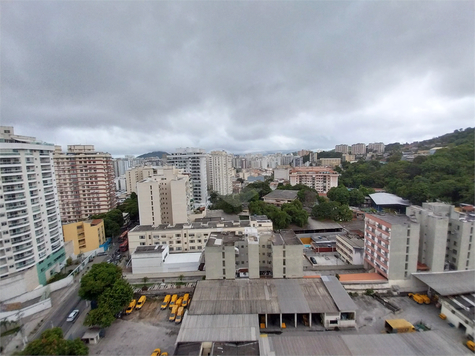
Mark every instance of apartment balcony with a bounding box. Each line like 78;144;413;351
13;244;34;254
7;211;28;220
42;179;53;186
36;237;45;245
2;177;23;185
15;256;36;271
4;185;25;193
0;266;8;277
46;208;56;217
44;187;54;194
51;241;62;252
5;202;27;212
10;227;31;237
45;193;55;201
0;158;21;165
0;168;23;175
8;219;30;229
14;250;35;262
11;235;32;246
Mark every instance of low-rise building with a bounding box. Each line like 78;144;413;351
205;229;303;280
128;216;273;254
262;190;298;207
131;245;201;274
319;158;341;168
62;219;107;256
336;235;364;265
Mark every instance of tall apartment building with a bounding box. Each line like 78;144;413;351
128;216;273;254
406;203;474;272
167;148;208;208
62;219;106;256
289;167;339;193
54;145;116;223
368;142;385;154
0;127;66;299
335;144;349;154
205;229;303;280
125;166;159;194
208;151;233;196
364;214;420;280
137;167;192;226
319;158;341;168
113;158;131;178
351;143;366;156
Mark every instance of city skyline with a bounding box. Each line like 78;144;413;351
2;2;473;156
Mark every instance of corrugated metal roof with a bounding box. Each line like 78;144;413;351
176;313;259;343
264;330;468;356
412;270;475;296
321;276;358;311
189;279;341;315
369;192;410;206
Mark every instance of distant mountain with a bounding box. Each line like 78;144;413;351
137;151;169;159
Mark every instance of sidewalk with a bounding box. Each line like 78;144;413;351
2;277;80;354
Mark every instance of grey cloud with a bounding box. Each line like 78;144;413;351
1;1;473;156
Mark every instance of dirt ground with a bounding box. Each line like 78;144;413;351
88;295;186;355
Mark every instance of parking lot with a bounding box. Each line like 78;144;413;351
88;296;183;355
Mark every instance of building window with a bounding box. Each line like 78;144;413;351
140;242;145;246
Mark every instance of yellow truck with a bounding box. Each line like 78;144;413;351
136;296;147;310
169;294;178;309
169;305;178;322
182;293;190;308
126;299;137;314
161;295;171;310
176;297;183;308
175;307;185;324
384;319;416;334
408;293;430;305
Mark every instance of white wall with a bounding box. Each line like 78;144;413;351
0;298;52;322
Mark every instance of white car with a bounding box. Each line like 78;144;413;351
67;309;80;322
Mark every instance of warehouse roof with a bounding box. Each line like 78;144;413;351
321;276;358;312
176;313;259;343
412;270;475;296
369;193;410;206
263;190;299;200
189;279;341;315
133;245;164;254
261;330;467;356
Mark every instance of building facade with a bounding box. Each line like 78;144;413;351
364;214;420;280
53;145;116;223
367;142;385;154
406;202;474;272
128;216;273;254
205;229;303;280
136;167;192;226
0;126;66;299
289;167;339;193
319;158;341;168
351;143;366;156
209;151;233;196
335;144;349;154
62;219;106;256
125;166;159;194
167;148;208;208
336;235;364;265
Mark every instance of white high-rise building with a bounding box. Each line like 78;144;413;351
209;151;233;196
351;143;366;156
167;148;208;208
137;167;192;226
0;127;66;300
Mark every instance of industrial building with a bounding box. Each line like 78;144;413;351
131;245;201;275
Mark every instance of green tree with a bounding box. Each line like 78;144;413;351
84;305;116;328
327;185;350;205
79;263;123;301
348;189;365;206
272;210;292;229
21;327;88;355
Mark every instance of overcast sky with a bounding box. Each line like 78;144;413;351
1;1;473;157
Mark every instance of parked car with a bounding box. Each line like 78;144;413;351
310;257;317;264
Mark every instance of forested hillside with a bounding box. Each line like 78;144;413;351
339;128;474;205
